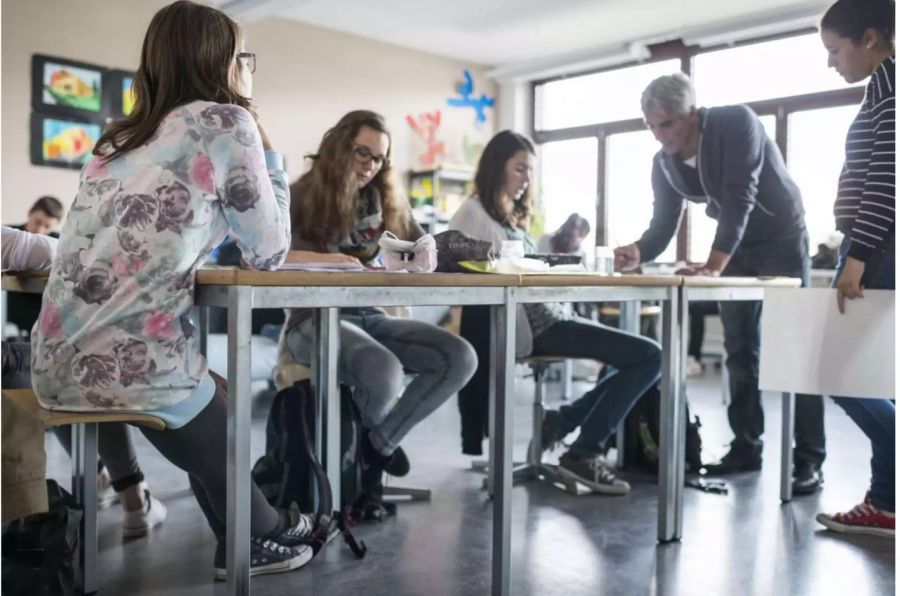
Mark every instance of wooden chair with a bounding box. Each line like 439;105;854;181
2;389;166;595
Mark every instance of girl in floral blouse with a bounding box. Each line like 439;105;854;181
32;0;316;578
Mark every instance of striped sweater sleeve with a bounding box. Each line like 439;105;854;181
848;58;895;261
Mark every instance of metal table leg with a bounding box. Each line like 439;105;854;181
781;392;796;503
73;422;98;594
312;308;341;509
198;305;209;358
490;288;516;596
226;286;252;595
658;286;684;543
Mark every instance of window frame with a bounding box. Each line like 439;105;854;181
531;31;865;262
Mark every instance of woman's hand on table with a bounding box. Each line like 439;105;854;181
835;256;866;314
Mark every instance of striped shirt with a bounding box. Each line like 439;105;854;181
835;55;895;260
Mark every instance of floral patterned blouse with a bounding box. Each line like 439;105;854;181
31;100;290;412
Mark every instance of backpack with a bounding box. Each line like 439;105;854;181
252;380;394;525
250;380;366;559
618;383;703;475
2;480;80;596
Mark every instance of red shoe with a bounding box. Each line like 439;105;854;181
816;500;895;538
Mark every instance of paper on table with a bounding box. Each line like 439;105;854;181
759;288;895;399
277;261;366;272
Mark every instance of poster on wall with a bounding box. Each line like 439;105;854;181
31;54;106;118
107;69;136;119
30;112;102;170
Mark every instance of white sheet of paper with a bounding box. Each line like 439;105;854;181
759;288;895;399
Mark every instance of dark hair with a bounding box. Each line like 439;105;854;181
29;196;64;219
293;110;413;242
550;213;591;253
94;0;250;161
474;130;535;229
821;0;895;43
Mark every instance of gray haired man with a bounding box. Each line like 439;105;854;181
613;73;826;493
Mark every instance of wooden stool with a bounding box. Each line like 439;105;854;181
2;389;166;595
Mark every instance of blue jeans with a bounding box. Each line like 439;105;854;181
531;317;661;456
286;308;478;455
719;231;826;467
831;236;895;511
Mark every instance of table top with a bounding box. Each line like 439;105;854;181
680;275;802;288
3;269;802;292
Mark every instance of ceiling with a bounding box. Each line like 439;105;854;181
218;0;832;70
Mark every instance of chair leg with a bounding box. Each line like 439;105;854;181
529;364;547;465
382;486;432;501
72;423;99;594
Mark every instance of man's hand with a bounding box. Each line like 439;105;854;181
285;250;363;267
676;249;730;277
836;256;866;314
614;243;641;271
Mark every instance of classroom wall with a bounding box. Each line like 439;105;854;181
1;0;497;224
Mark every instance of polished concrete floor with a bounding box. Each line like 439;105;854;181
44;366;895;596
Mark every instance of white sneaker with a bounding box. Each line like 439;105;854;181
122;490;167;539
97;467;120;510
685;357;704;378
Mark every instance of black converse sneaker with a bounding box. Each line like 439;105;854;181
213;513;318;580
557;452;630;495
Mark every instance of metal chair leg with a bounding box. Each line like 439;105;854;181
72;423;99;594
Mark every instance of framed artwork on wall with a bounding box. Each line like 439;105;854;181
30;112;102;170
31;54;107;118
106;69;136;119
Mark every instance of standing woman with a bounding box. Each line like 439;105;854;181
816;0;895;537
283;110;478;502
31;1;322;577
450;130;661;493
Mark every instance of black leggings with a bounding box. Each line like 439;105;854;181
137;380;280;539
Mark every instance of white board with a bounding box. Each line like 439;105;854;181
759;288;895;399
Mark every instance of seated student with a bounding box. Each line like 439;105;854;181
450;130;661;494
536;213;591;256
2;226;165;537
30;1;318;578
282;110;478;502
6;196;65;336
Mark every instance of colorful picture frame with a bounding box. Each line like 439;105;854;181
32;54;106;118
30;112;102;170
106;69;136;119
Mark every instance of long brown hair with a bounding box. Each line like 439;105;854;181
94;0;250;161
292;110;413;242
474;130;535;230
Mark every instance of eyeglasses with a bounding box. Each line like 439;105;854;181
352;145;389;170
236;52;256;74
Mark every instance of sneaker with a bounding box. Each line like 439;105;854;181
97;467;120;510
213;539;314;580
685;357;704;378
557;452;630;495
816;500;895;538
122;490;167;539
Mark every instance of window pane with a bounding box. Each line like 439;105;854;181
788;105;858;251
536;59;680;130
693;33;861;106
606;130;677;262
537;137;598;251
689;115;777;261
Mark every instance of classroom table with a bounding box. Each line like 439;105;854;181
0;269;800;596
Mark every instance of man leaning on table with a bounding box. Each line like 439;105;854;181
613;73;826;494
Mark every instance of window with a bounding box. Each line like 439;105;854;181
692;33;860;106
535;59;680;131
606;130;677;262
537;138;598;250
787;105;859;250
688;115;777;261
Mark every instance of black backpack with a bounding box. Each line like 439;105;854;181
619;383;704;475
252;380;395;525
250;380;366;559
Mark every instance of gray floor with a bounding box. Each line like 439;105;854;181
44;365;895;596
